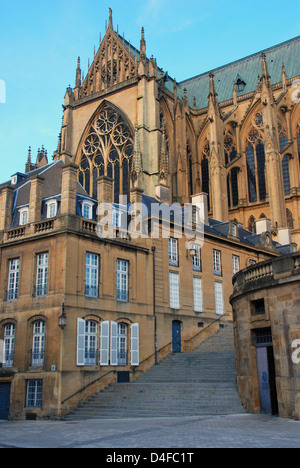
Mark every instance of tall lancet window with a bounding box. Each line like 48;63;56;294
187;142;193;196
201;142;210;211
224;130;237;165
246;129;266;203
297;123;300;166
78;104;134;202
282;154;291;196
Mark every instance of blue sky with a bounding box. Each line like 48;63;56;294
0;0;300;182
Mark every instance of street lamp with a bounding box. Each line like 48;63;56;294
58;303;67;330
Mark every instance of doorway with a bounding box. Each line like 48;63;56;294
172;321;182;353
0;383;11;420
255;328;278;415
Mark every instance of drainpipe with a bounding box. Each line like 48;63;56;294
152;246;158;365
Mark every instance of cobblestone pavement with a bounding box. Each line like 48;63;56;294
0;414;300;448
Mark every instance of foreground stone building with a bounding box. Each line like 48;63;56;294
0;9;299;420
230;254;300;420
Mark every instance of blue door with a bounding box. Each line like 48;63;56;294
172;321;181;353
0;383;11;420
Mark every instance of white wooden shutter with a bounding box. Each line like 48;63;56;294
110;321;118;366
100;321;110;366
130;323;139;366
77;318;85;366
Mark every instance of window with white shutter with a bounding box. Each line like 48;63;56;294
100;321;110;366
77;318;86;366
131;323;139;366
169;272;180;309
110;321;118;366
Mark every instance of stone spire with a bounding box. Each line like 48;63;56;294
75;57;81;89
282;63;287;91
25;146;33;173
140;27;146;63
108;8;113;30
208;72;218;100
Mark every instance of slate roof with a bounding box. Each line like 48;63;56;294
163;35;300;110
136;195;281;253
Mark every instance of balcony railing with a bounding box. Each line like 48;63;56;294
34;220;54;233
232;253;300;292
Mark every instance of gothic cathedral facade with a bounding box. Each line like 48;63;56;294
53;9;300;246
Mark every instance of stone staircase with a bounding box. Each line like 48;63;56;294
64;322;245;420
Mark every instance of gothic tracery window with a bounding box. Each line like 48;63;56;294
224;130;237;165
201;141;210;211
248;216;256;233
78;104;134;202
245;129;266;203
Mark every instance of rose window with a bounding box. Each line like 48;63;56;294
84;133;100;156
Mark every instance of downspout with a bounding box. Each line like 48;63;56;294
152;246;158;365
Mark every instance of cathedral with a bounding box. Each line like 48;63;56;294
0;9;299;420
51;8;300;246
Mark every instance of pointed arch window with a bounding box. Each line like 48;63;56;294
248;216;256;233
201;142;210;211
278;122;288;152
187;142;193;196
224;131;237;165
78;104;134;202
227;167;239;208
282;154;291;196
246;130;266;203
297;123;300;166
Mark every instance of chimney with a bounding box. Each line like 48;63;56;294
61;163;78;215
192;193;209;226
278;227;292;246
29;175;44;223
255;218;271;235
0;184;14;230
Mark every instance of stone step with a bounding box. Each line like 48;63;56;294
64;323;245;421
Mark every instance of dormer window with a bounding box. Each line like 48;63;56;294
11;175;18;186
46;200;58;219
231;222;238;237
82;201;93;220
235;75;246;93
19;208;29;226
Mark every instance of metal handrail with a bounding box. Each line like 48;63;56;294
61;370;117;405
139;313;228;367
